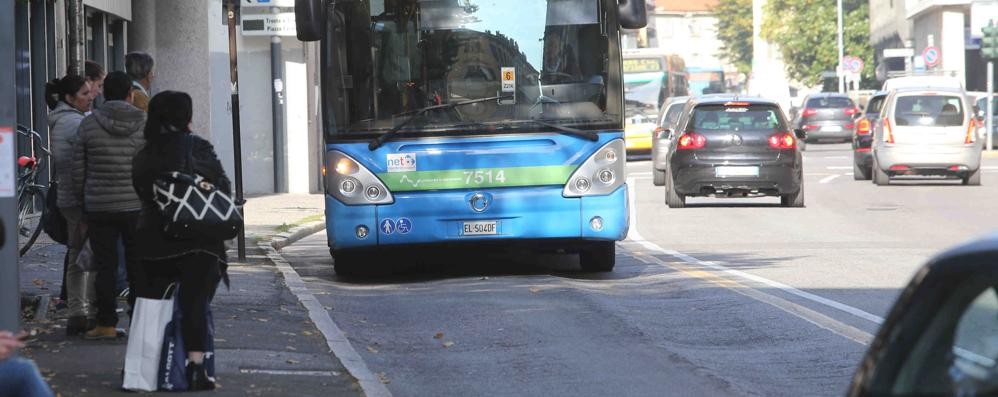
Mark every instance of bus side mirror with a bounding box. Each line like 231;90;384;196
295;0;327;42
618;0;647;29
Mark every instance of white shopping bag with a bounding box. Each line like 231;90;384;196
122;286;176;392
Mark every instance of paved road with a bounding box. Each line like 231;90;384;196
279;143;998;396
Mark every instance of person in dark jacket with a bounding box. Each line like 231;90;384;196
132;91;230;391
45;75;95;336
71;71;147;340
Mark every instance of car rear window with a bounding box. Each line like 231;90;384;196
806;96;854;109
688;104;785;131
894;95;964;127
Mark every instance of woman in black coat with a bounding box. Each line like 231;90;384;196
131;91;230;391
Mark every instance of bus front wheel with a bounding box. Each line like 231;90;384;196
580;242;615;272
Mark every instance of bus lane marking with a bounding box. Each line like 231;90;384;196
819;174;841;184
623;178;886;342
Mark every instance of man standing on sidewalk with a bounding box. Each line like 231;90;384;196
71;71;147;339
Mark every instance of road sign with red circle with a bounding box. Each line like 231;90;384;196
843;56;864;73
923;46;941;67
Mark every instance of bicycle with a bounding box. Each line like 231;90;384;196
16;124;50;257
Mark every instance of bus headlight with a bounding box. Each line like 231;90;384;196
325;151;394;205
563;139;626;197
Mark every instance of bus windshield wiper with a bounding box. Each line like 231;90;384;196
524;119;599;141
368;94;513;150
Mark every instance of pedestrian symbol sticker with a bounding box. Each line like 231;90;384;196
397;218;412;234
381;219;397;235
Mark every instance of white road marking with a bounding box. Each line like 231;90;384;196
819;174;841;184
624;178;886;328
263;243;393;397
826;166;853;170
239;369;342;377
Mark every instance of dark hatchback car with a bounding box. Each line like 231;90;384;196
794;93;860;143
852;92;887;180
663;96;806;208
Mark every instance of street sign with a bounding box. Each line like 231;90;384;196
923;46;941;67
242;0;295;7
883;48;914;58
842;56;863;73
241;12;296;36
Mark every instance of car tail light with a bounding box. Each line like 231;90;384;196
856;118;871;135
768;132;796;150
803;124;819;130
889;165;909;171
883;118;895;144
965;120;977;144
677;132;707;150
845;123;855;129
855;147;871;153
949;165;969;171
844;107;859;116
801;108;818;118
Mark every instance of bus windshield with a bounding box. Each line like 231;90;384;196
325;0;619;137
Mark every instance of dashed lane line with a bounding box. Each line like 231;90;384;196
819;174;842;184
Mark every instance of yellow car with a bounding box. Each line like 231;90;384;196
625;121;656;154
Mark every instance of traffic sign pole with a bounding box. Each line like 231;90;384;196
988;62;994;152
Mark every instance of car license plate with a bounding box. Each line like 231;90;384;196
822;125;843;132
715;166;759;177
462;220;498;236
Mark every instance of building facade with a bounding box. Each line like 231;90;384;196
13;0;323;195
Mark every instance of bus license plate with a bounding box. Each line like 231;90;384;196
462;220;498;236
715;166;759;177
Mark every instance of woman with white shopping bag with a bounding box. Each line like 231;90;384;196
130;91;232;391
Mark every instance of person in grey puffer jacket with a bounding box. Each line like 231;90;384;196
71;71;147;340
46;74;94;336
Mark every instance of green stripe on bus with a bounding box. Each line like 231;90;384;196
378;165;577;192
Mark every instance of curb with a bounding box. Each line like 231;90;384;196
260;242;392;397
269;220;326;251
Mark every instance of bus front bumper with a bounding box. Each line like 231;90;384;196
325;186;629;250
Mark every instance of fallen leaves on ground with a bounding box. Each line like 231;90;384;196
529;287;541;293
442;341;455;348
377;372;390;384
367;345;378;353
433;332;444;339
286;359;300;365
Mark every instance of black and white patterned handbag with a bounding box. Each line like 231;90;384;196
152;135;242;241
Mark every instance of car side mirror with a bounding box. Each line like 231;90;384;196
618;0;647;29
793;128;807;140
657;128;672;140
847;236;998;397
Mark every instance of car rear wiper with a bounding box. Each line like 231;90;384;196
368;94;513;150
524;119;599;141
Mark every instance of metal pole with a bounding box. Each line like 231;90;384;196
836;0;844;93
271;15;287;193
227;1;246;261
988;61;994;152
66;0;85;76
1;0;20;333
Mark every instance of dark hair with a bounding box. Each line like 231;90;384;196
144;91;193;144
44;75;87;110
125;52;154;81
83;60;105;81
103;71;133;101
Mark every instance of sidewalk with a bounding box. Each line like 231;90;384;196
17;194;354;396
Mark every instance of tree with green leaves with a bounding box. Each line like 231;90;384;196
713;0;754;75
761;0;874;87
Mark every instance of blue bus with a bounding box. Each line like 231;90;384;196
687;66;725;96
295;0;645;274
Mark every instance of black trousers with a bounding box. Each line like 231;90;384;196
146;252;221;352
88;211;143;327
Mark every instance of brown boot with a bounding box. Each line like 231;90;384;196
84;326;118;340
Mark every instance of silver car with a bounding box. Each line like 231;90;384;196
871;87;982;186
652;96;690;186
